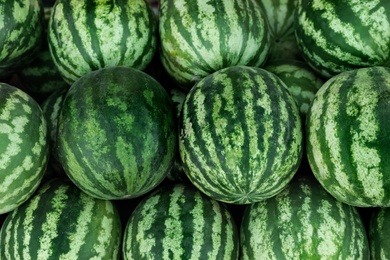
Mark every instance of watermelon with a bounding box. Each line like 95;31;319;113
256;0;302;61
159;0;271;90
0;178;122;259
122;183;239;259
0;0;44;78
369;207;390;259
41;87;68;178
47;0;157;84
0;83;49;214
240;173;370;259
57;66;177;200
179;65;303;204
264;59;323;118
17;47;69;102
306;66;390;207
295;0;390;78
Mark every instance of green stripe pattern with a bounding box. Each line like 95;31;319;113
0;178;122;260
0;0;44;76
159;0;271;90
256;0;301;61
240;174;370;259
122;183;239;260
48;0;157;84
0;83;48;214
41;87;68;177
18;47;69;99
306;66;390;207
179;65;303;204
264;59;323;117
295;0;390;78
57;66;177;200
369;207;390;260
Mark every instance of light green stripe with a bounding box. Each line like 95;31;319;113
133;193;161;258
208;200;223;259
348;69;383;202
37;185;69;259
316;200;346;257
244;202;274;259
59;192;95;259
21;182;52;260
278;193;295;258
300;192;314;254
189;191;205;259
162;186;185;259
322;79;353;198
92;202;116;258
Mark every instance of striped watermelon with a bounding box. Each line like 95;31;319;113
57;66;177;200
0;83;49;214
122;183;239;259
47;0;157;84
159;0;271;90
0;178;122;259
369;207;390;259
240;173;370;259
0;0;44;78
264;59;323;117
41;87;68;178
256;0;302;61
295;0;390;78
306;66;390;207
179;65;303;204
17;47;69;102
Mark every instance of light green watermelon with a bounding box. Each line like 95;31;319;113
306;66;390;207
122;183;239;259
48;0;157;84
179;65;303;204
240;173;370;259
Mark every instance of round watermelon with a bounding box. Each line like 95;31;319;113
306;66;390;207
48;0;157;84
0;178;122;259
179;65;303;204
240;173;369;259
0;0;44;78
295;0;390;78
264;59;323;118
57;66;177;200
159;0;271;90
256;0;301;61
0;83;49;214
122;183;239;259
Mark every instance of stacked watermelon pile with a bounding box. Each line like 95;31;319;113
1;0;390;259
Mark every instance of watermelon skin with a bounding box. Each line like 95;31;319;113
295;0;390;78
159;0;271;90
0;178;122;260
17;47;69;102
48;0;157;84
0;0;44;77
369;207;390;259
57;66;177;200
256;0;302;61
240;174;370;259
179;65;303;204
122;183;239;260
41;87;68;178
306;66;390;207
0;83;49;214
264;59;323;117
